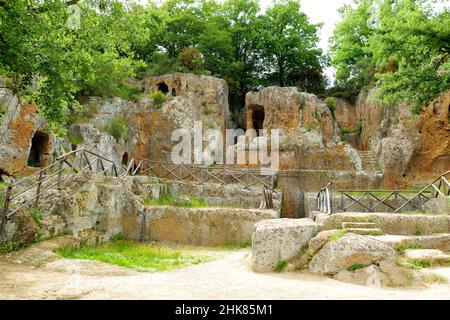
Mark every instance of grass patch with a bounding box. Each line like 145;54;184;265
410;259;432;269
57;240;209;272
348;263;365;271
328;230;346;241
30;207;43;226
67;132;84;146
397;242;422;255
274;260;288;273
0;241;24;255
150;91;166;108
144;194;209;208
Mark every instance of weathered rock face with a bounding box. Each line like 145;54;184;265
142;206;277;246
332;89;450;188
0;87;55;176
68;124;125;165
251;218;319;272
402;90;450;185
71;73;230;164
308;233;397;275
4;173;280;246
245;87;361;172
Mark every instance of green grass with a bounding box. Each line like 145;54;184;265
410;259;431;269
67;132;84;146
57;240;209;272
150;91;166;108
348;263;365;271
397;242;422;255
30;207;43;225
144;194;208;208
328;230;346;241
0;241;24;255
274;260;288;273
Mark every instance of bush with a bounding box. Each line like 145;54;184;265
178;47;204;71
325;97;335;115
106;118;128;142
151;91;166;108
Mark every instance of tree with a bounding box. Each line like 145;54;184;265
329;0;375;95
257;0;325;92
329;0;449;111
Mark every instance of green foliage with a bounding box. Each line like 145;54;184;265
30;208;43;225
328;230;346;241
57;240;209;272
0;0;326;128
178;47;204;71
397;242;422;255
410;259;431;269
67;132;84;146
150;91;166;108
274;259;288;272
105;118;128;142
348;263;365;271
220;241;251;250
325;97;335;115
0;241;24;255
330;0;450;112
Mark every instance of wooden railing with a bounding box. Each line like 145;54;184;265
121;158;278;190
0;148;119;241
338;171;450;213
317;182;332;215
394;170;450;213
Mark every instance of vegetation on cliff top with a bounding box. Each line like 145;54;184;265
0;0;447;127
0;0;325;127
329;0;449;113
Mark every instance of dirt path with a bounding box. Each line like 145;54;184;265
2;248;450;300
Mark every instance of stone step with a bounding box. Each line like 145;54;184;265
344;228;384;236
404;249;450;267
342;222;378;229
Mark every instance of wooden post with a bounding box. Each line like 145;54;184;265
35;170;44;207
0;184;13;242
57;159;64;189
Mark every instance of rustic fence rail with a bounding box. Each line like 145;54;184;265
1;150;278;241
121;158;278;190
335;170;450;214
0;148;119;241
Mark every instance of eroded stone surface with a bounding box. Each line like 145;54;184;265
309;233;397;275
251;218;319;273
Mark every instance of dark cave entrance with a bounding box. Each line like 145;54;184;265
157;82;169;95
27;131;50;168
122;152;129;166
251;106;265;136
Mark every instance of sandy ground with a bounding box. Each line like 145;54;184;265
2;247;450;300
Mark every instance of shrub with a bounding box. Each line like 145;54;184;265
67;132;83;146
348;263;365;271
0;241;24;255
30;208;43;225
325;97;335;116
106;118;128;142
178;47;204;71
151;91;166;108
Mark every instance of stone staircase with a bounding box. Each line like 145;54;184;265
358;150;380;173
341;222;384;236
